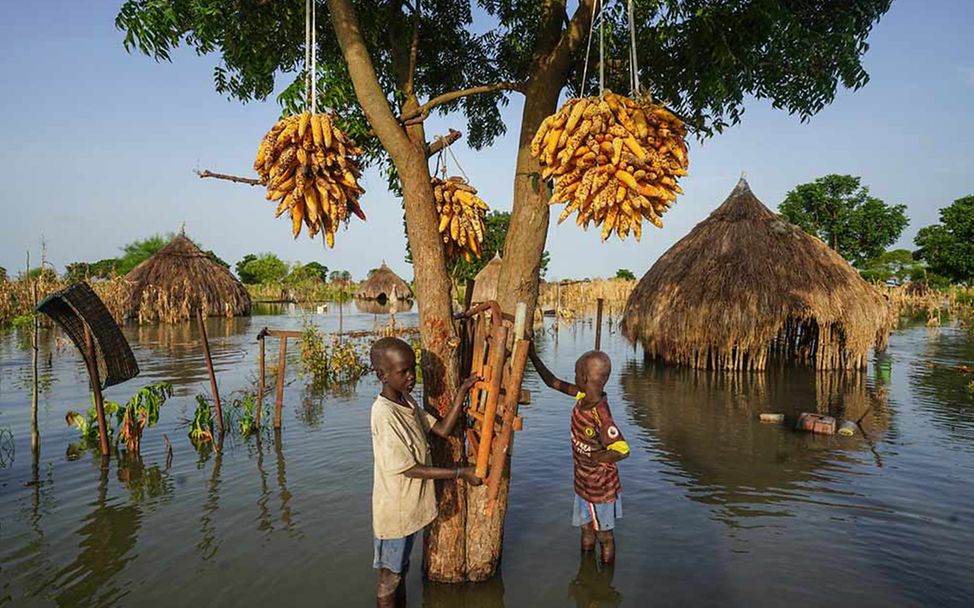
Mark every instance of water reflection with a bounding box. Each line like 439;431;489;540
273;430;298;537
198;436;222;561
50;466;138;608
619;361;890;524
910;326;974;448
354;299;414;315
422;574;505;607
568;553;622;607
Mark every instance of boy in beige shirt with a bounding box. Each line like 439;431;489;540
369;337;481;606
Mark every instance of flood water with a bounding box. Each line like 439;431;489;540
1;304;972;607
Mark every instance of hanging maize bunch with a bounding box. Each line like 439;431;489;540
530;90;689;241
254;111;366;247
432;177;489;262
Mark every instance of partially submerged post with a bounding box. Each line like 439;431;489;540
595;297;604;350
83;327;110;459
197;309;224;435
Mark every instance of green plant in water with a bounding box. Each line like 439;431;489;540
234;392;260;438
115;382;173;456
189;395;215;446
66;398;120;445
300;324;370;387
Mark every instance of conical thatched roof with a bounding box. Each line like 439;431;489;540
121;235;251;323
621;178;890;370
471;253;503;303
357;262;412;301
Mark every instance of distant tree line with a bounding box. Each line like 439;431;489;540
779;175;973;287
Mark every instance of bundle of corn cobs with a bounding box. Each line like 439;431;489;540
432;177;489;261
531;90;688;241
254;112;366;247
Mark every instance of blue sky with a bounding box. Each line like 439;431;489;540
1;0;971;281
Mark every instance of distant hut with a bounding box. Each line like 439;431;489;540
471;253;503;303
121;235;251;323
357;262;412;302
621;178;890;370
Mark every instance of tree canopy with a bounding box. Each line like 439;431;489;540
778;174;908;267
914;195;974;285
238;252;289;284
116;0;891;150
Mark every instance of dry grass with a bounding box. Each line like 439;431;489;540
121;235;250;323
357;263;412;301
882;284;974;331
538;278;635;322
620;179;890;370
0;274;127;328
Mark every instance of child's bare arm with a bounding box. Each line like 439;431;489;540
430;374;478;438
403;465;483;485
528;342;579;397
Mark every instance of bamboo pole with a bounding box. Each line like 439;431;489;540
197;309;224;435
83;326;110;459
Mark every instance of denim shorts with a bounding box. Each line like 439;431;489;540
572;494;623;531
373;532;417;574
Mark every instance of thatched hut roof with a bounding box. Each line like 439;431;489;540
121;235;251;323
621;178;890;370
471;253;503;303
357;262;412;302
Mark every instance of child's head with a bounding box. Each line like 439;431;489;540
370;337;417;395
574;350;611;397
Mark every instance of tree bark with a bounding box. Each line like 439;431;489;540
327;0;466;582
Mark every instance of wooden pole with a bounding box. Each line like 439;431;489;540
30;257;39;455
338;286;344;334
275;336;287;429
83;326;110;459
475;325;508;479
595;297;604;350
256;331;266;428
197;309;224;435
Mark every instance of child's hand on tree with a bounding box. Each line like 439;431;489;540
460;374;479;392
459;467;483;486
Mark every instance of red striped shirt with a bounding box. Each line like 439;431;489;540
570;397;624;503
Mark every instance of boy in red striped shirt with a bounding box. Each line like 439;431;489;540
529;345;630;563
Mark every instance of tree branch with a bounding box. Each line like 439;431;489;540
196;169;262;186
194;132;461;189
401;82;525;124
327;0;414;164
425;129;462;157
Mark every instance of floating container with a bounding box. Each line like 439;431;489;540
837;421;857;437
796;413;836;435
759;413;785;423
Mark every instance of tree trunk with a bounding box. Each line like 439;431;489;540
326;0;465;582
468;0;596;579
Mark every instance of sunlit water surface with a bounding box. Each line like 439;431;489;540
1;304;972;607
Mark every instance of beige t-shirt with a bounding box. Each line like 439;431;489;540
371;394;439;539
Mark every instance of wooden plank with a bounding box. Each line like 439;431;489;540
487;337;530;509
264;329;304;339
474;325;508;479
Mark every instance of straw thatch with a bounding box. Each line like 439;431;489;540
357;262;412;302
471;253;503;303
621;178;890;370
121;235;251;323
